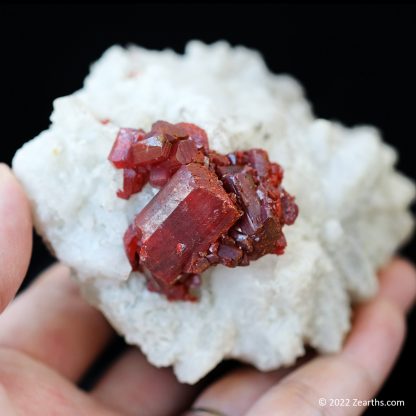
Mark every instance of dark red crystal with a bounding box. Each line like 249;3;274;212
131;134;172;166
147;120;189;142
134;163;242;284
117;167;148;199
176;122;209;151
146;272;201;302
108;120;298;301
108;128;145;169
148;164;172;188
123;223;141;270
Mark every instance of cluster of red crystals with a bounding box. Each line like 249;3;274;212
108;122;208;198
108;121;298;301
211;149;298;267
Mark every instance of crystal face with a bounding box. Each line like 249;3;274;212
134;163;242;293
108;121;298;301
108;128;145;169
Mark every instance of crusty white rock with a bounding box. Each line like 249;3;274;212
13;41;415;384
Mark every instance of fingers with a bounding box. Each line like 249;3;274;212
92;348;198;416
0;263;114;381
186;259;415;416
0;383;18;415
0;347;117;416
0;164;32;312
190;366;291;416
244;259;416;415
378;258;416;313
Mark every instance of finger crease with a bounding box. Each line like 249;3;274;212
276;377;330;416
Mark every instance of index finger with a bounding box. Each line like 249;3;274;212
0;163;32;312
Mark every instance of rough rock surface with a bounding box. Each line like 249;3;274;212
13;41;415;383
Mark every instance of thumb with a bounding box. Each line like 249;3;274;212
0;163;32;312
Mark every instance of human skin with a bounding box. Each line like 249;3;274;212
0;162;414;416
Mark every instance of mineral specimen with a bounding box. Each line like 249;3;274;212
12;41;415;384
109;121;298;300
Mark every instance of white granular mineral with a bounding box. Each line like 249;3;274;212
13;41;415;384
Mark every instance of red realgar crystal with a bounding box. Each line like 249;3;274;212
134;163;241;287
108;121;298;301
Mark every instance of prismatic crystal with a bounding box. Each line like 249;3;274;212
109;121;298;300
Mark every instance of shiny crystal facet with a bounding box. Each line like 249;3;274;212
117;167;148;199
131;134;172;166
176;122;209;151
134;163;241;284
108;128;145;169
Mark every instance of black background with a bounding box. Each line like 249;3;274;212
0;4;415;414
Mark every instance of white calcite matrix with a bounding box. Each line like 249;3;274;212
13;41;415;383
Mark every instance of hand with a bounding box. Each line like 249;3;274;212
0;162;414;416
189;263;415;415
0;163;197;416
